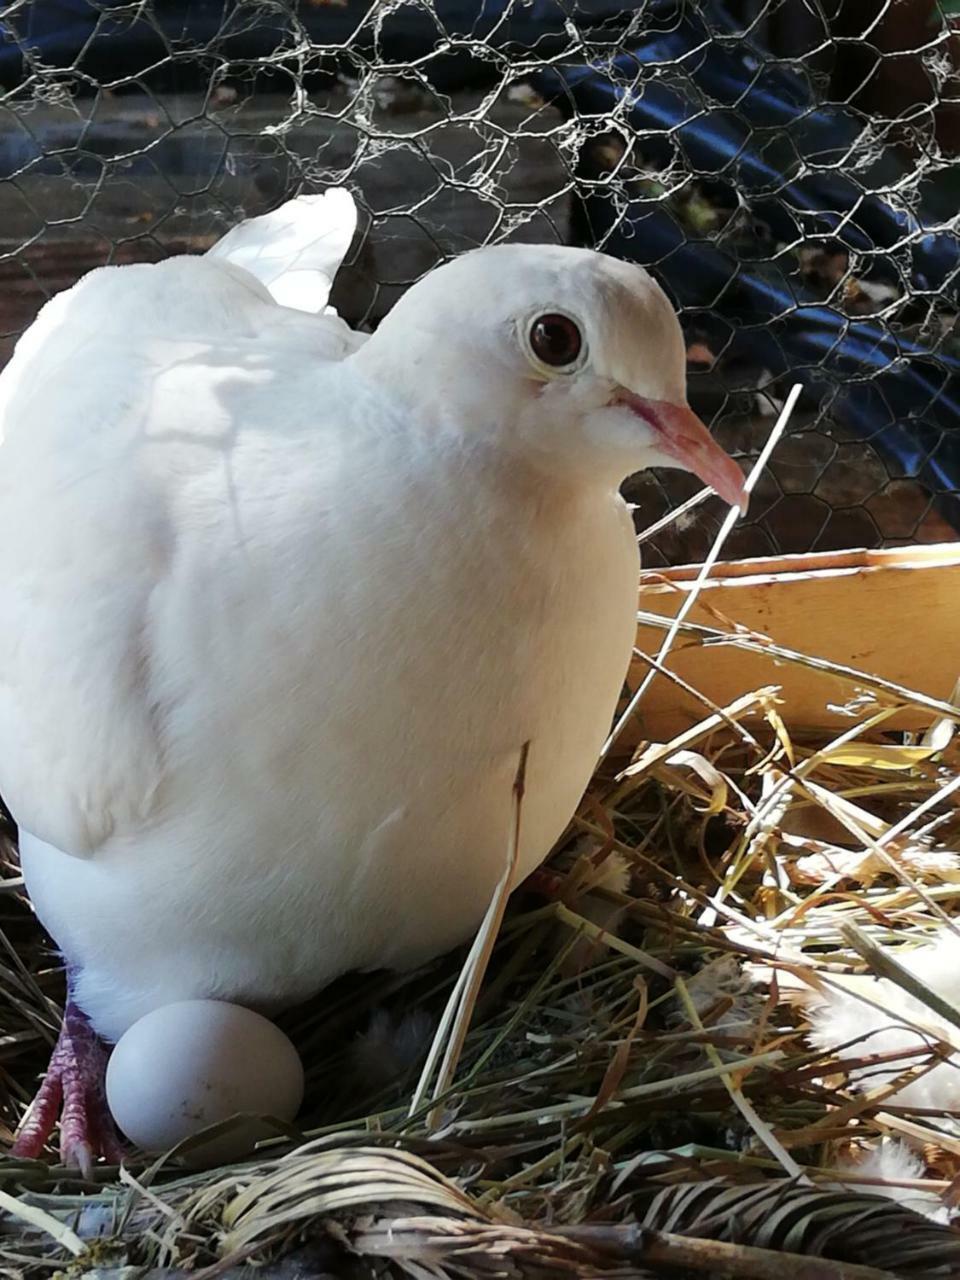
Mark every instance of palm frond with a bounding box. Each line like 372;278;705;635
642;1178;960;1276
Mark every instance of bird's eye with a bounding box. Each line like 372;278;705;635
528;313;583;369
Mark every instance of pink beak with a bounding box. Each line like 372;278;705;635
614;389;748;514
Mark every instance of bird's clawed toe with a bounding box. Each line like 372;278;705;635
11;1000;121;1173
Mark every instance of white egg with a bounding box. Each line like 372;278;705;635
105;999;304;1164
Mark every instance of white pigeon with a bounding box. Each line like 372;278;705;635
2;188;745;1168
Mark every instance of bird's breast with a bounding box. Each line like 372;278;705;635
159;439;640;778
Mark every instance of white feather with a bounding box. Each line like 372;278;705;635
351;1009;436;1092
807;929;960;1112
836;1140;951;1224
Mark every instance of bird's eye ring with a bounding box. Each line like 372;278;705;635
527;312;583;371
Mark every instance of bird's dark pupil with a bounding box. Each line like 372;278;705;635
530;313;581;366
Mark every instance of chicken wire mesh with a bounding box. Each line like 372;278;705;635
1;0;958;566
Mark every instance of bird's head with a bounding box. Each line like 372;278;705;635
357;243;746;510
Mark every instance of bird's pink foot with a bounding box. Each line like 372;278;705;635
11;1000;122;1175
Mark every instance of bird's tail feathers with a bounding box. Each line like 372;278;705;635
208;188;357;315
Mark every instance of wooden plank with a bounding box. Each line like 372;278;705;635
631;543;960;740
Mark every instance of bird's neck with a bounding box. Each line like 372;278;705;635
349;337;527;437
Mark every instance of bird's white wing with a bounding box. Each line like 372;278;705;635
0;189;364;857
208;188;357;315
0;246;353;858
0;291;167;855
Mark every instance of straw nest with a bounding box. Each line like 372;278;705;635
4;475;960;1278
